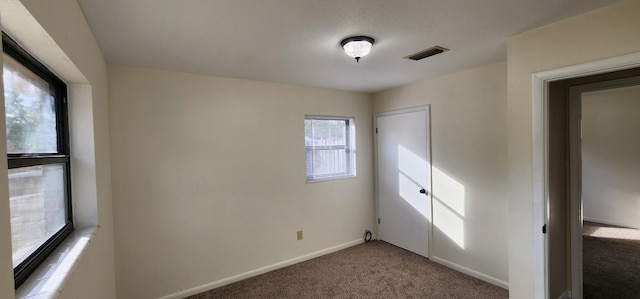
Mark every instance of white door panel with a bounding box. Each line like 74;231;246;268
377;107;431;258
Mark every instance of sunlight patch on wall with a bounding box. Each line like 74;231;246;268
432;167;465;216
433;199;465;248
432;166;466;249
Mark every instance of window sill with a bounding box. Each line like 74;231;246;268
15;226;98;299
306;175;356;183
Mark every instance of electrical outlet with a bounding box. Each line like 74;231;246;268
297;230;303;240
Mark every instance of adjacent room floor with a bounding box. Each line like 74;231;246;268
583;221;640;299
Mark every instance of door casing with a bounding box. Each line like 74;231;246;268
375;105;432;258
532;52;640;299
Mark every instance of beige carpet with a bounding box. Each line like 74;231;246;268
583;221;640;299
187;240;507;298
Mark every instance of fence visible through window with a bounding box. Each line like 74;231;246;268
305;116;355;181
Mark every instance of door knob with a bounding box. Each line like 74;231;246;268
419;189;428;195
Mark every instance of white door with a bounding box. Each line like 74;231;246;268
376;106;431;258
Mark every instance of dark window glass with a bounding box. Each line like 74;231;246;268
3;32;73;289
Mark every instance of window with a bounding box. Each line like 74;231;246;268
3;32;72;288
305;116;356;181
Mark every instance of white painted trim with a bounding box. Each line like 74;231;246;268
373;116;380;247
532;51;640;299
16;226;98;299
158;239;364;299
583;217;640;230
430;255;509;290
532;68;549;299
376;105;430;117
374;105;433;258
68;84;99;228
533;52;640;82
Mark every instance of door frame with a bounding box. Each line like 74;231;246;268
374;105;432;258
532;52;640;299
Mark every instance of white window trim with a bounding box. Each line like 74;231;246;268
15;226;98;299
305;115;356;183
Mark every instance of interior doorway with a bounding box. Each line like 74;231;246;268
546;68;640;299
375;106;431;258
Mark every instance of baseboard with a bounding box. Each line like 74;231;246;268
583;216;640;229
158;239;364;299
430;255;509;290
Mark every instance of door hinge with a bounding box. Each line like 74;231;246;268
375;128;378;134
378;218;380;224
542;224;547;234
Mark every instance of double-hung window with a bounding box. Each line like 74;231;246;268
3;32;73;288
305;116;356;182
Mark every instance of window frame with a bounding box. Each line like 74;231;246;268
3;32;73;289
305;115;356;182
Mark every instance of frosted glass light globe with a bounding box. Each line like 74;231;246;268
343;40;372;59
340;36;375;62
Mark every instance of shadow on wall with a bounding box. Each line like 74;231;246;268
397;145;466;249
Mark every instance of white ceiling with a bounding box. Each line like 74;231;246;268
78;0;620;93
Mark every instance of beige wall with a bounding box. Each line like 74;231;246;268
373;61;509;286
507;0;640;297
0;0;116;297
582;85;640;229
0;0;636;298
108;65;375;298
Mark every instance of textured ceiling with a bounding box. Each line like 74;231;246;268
78;0;620;93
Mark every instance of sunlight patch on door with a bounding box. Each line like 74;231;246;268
399;172;430;221
396;144;466;249
398;145;428;185
397;145;431;221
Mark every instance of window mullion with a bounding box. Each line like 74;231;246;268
305;115;355;182
8;156;70;169
311;119;316;179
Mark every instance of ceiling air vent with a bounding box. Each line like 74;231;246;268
404;46;449;61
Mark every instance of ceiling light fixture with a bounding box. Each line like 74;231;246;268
340;36;375;63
